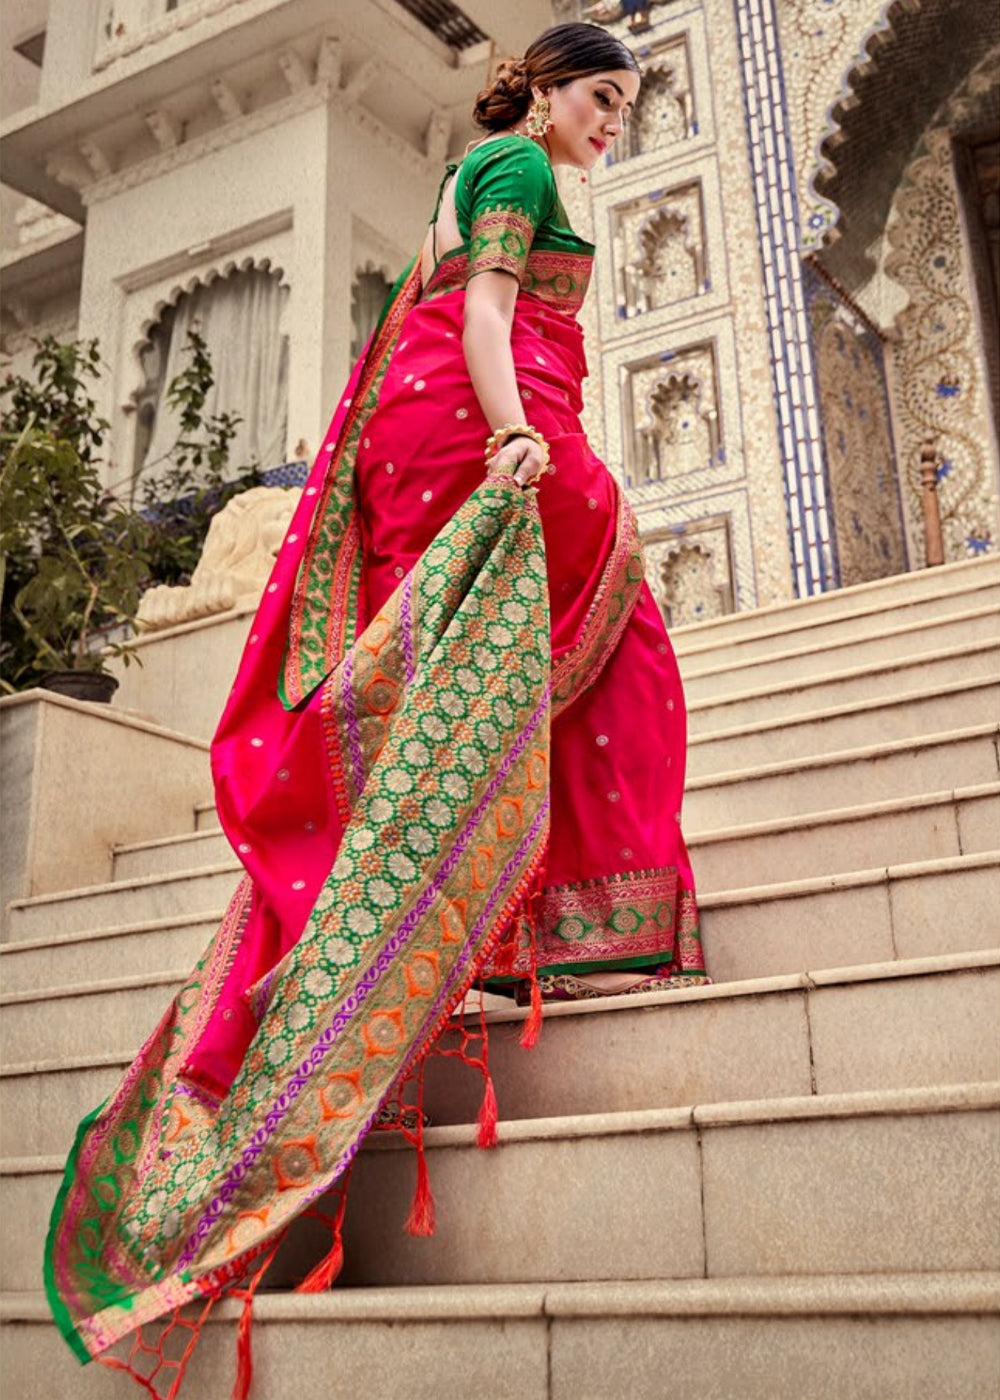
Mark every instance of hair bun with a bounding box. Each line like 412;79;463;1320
473;54;533;131
493;55;530;94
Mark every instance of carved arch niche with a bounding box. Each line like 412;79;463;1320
643;515;735;627
624;343;721;488
612;33;694;163
803;3;1000;563
612;180;707;317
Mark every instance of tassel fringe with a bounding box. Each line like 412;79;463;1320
519;899;544;1049
476;1072;499;1149
229;1238;283;1400
295;1169;351;1294
296;1235;344;1293
520;970;543;1050
405;1144;436;1236
231;1292;254;1400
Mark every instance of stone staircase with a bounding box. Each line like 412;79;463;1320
2;555;999;1399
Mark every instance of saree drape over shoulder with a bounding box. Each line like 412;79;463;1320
46;134;705;1384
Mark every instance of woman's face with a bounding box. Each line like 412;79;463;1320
541;68;640;169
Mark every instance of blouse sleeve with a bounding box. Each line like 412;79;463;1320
464;138;557;284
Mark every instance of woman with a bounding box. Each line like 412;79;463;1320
45;22;707;1395
348;24;705;1001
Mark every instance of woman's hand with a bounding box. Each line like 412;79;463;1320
487;433;547;488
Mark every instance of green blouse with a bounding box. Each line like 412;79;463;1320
427;134;594;315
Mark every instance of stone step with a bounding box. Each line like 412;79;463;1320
41;778;995;970
112;676;1000;880
686;637;1000;732
2;951;995;1158
4;1272;998;1400
673;573;1000;663
15;723;994;942
671;554;1000;648
703;849;1000;982
168;676;1000;863
112;828;231;882
106;779;999;892
3;843;996;1063
680;604;999;699
3;1084;995;1295
194;799;220;832
3;782;994;1004
684;723;999;829
0;911;220;993
689;673;1000;772
0;969;184;1063
690;782;999;890
333;1084;999;1290
4;862;242;943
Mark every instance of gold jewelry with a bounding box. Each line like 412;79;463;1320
484;423;551;484
524;94;553;138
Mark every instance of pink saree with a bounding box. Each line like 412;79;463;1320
354;272;702;984
45;135;704;1395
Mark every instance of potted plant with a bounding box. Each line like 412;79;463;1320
1;330;261;700
1;337;151;700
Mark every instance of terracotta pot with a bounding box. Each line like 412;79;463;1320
39;670;120;703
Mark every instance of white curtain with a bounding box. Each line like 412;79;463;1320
138;268;290;481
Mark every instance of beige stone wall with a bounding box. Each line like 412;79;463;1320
882;51;1000;564
77;96;433;483
576;1;793;619
0;690;210;907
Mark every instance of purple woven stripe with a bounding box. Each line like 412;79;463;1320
252;966;278;1014
339;649;366;800
400;572;416;684
294;790;549;1212
178;681;550;1263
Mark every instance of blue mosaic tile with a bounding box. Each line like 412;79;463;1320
733;0;837;596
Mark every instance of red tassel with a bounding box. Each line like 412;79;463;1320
296;1171;350;1293
517;900;544;1050
296;1236;344;1293
230;1291;254;1400
519;970;543;1049
405;1144;436;1237
228;1238;282;1399
476;1072;499;1149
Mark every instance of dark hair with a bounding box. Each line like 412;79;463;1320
473;22;639;132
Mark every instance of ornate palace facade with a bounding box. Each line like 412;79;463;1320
2;0;997;622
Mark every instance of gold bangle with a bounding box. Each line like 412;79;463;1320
484;423;551;469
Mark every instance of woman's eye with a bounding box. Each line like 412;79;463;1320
596;91;611;107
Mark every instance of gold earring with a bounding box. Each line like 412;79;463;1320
525;94;553;138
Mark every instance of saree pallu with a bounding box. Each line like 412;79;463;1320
45;260;704;1383
45;472;552;1377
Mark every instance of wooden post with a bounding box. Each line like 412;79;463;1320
920;439;945;567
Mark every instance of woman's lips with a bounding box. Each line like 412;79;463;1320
589;137;606;154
